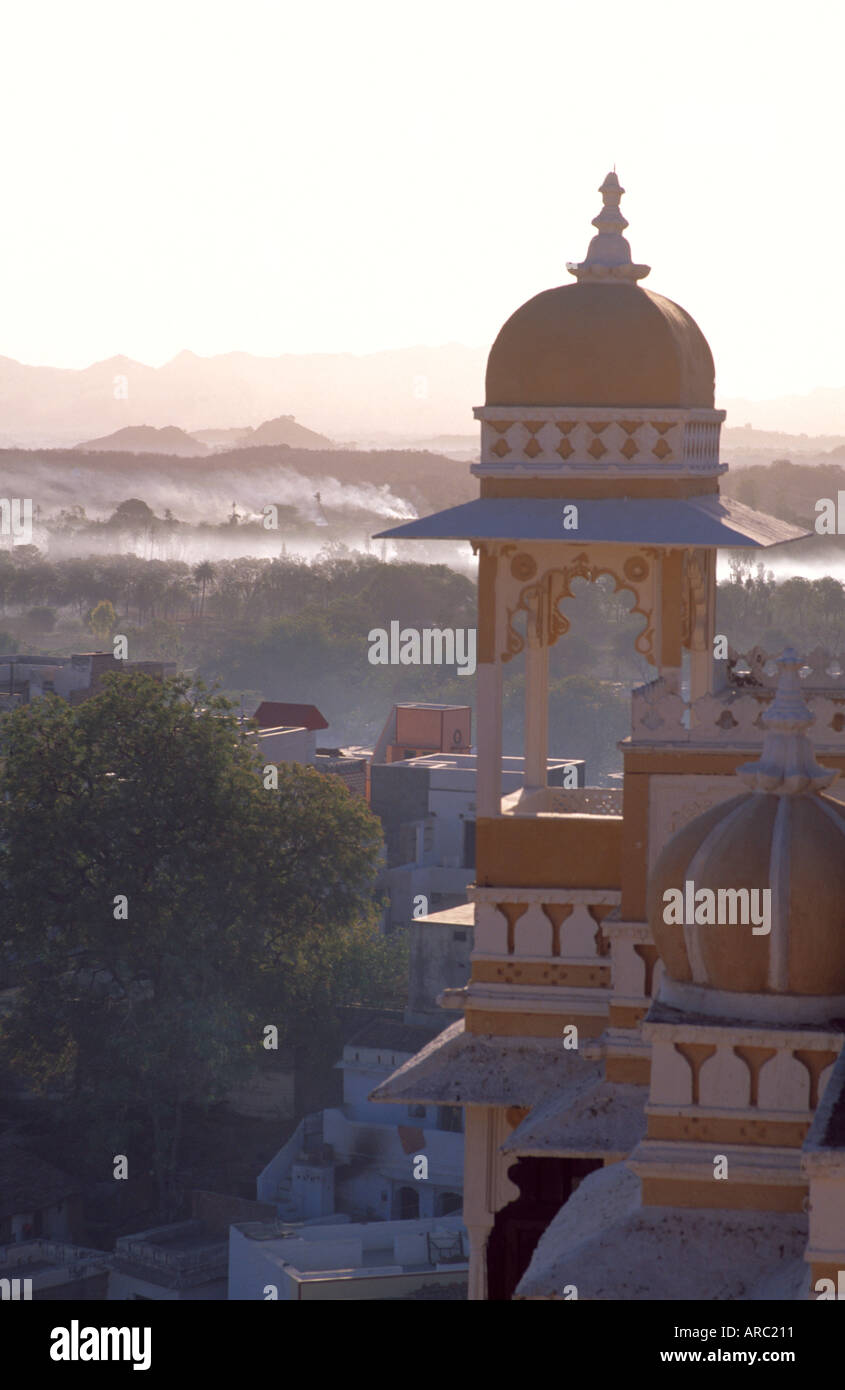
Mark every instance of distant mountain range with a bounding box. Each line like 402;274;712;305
76;416;335;456
0;344;843;447
0;346;486;446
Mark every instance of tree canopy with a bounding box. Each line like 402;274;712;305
0;672;402;1204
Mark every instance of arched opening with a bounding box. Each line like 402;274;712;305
503;570;649;789
486;1155;602;1301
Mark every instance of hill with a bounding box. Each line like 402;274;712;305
192;415;335;451
0;345;486;445
75;424;208;456
0;442;475;523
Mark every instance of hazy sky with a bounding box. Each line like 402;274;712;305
2;0;843;400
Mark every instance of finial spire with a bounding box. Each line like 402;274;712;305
566;171;650;284
737;648;838;796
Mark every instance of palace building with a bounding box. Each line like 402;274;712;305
371;173;845;1300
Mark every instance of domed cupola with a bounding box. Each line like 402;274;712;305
472;171;728;492
648;649;845;1022
485;171;715;411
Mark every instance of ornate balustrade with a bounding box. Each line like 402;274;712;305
471;405;723;474
501;785;623;817
724;645;845;692
632;660;845;748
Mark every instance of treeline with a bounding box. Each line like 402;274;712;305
722;457;845;561
718;562;845;653
8;545;840;777
0;549;474;627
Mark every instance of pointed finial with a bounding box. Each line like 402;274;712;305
566;171;650;284
737;648;838;795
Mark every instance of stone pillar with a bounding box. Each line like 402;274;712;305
658;548;684;695
466;1221;493;1300
476;546;503;817
523;637;549;792
688;548;717;701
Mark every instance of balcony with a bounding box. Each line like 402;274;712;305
631;647;845;751
475;790;622;891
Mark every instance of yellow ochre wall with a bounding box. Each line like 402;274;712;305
475;814;622;889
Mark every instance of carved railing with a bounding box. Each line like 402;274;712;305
724;645;845;691
632;669;845;747
501;785;623;817
470;887;620;961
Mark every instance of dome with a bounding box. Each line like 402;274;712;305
485;172;715;410
647;651;845;1006
485;283;715;409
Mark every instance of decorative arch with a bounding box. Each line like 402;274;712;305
502;550;655;664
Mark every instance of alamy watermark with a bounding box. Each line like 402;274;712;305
815;493;845;533
50;1321;151;1371
662;880;771;935
368;623;476;676
0;498;32;545
0;1276;32;1299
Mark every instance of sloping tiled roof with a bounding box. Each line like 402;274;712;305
501;1075;646;1160
0;1146;80;1217
374;495;810;549
369;1017;589;1106
515;1161;808;1301
252;702;329;731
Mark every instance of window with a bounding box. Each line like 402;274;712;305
409;1104;426;1119
437;1105;463;1133
462;819;476;868
397;1186;420;1219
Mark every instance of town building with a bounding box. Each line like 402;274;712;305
108;1220;230;1301
0;1146;84;1245
228;1212;467;1301
369;172;845;1301
256;1014;464;1226
372;702;473;764
0;1238;111;1300
371;746;583;930
406;901;475;1026
245;699;369;796
251;701;328;763
0;652;175;710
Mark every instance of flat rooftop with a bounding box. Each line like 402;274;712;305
413;903;475;928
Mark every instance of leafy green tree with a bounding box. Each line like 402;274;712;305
89;599;117;640
0;673;399;1208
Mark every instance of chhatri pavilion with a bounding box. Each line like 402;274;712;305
372;174;845;1300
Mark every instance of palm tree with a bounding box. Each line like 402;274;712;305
193;561;216;619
